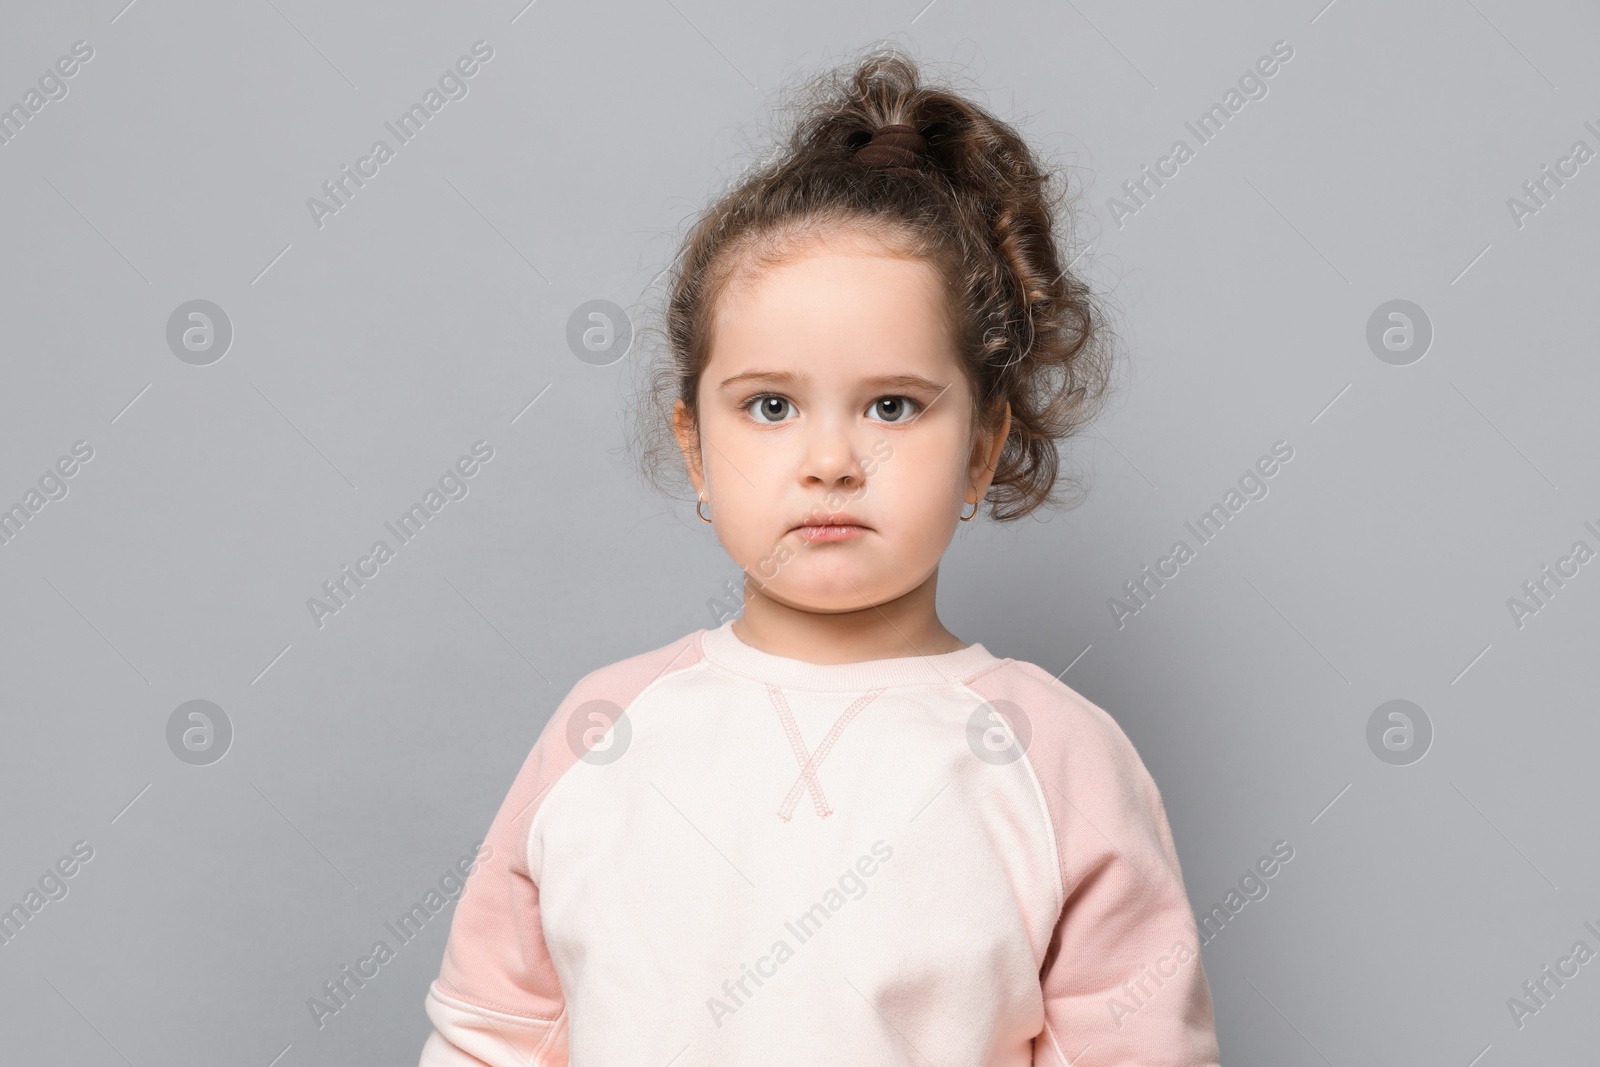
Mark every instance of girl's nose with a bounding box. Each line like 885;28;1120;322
798;419;867;487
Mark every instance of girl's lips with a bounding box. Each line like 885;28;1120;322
794;523;869;543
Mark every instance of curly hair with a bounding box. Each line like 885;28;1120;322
626;46;1119;522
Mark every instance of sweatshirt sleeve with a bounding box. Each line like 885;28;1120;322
965;662;1220;1066
417;635;702;1066
1029;693;1221;1066
417;710;575;1065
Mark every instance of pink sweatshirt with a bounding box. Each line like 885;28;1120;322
418;620;1221;1066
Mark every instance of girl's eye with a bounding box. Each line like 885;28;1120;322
740;394;923;424
867;396;923;423
743;395;794;424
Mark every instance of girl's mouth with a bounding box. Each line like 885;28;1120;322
795;524;869;543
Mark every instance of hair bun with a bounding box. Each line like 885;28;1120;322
854;123;928;176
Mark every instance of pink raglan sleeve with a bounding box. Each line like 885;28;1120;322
418;636;702;1066
973;664;1222;1066
417;691;586;1065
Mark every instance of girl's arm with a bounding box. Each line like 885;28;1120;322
417;640;689;1065
972;664;1222;1066
418;720;573;1065
1031;730;1221;1067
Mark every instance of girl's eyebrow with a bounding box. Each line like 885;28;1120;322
717;370;946;393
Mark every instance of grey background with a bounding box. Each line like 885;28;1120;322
2;0;1597;1063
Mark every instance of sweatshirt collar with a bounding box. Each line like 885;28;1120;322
698;618;1001;691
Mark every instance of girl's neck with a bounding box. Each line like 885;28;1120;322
728;569;968;665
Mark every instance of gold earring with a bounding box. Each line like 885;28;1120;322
697;495;713;523
959;498;978;522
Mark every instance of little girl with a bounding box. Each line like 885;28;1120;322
419;49;1221;1067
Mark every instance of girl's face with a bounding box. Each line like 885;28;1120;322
674;232;1009;616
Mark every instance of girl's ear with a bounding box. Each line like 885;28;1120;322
672;399;707;497
969;401;1012;496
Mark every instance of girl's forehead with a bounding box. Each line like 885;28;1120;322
730;242;941;303
704;328;965;393
708;251;959;371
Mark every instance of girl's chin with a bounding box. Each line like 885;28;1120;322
752;575;901;612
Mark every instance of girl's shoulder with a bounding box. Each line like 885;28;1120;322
535;627;710;744
961;654;1168;811
495;628;709;835
965;655;1144;753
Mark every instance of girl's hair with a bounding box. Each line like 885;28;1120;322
628;47;1118;521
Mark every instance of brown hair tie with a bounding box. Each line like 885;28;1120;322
855;123;928;177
